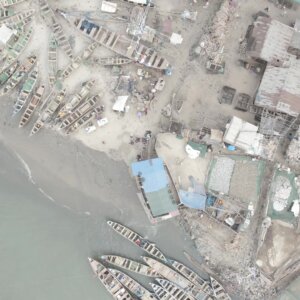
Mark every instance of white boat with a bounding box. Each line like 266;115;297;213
210;277;231;300
0;0;25;7
107;220;167;262
88;258;134;300
48;35;57;86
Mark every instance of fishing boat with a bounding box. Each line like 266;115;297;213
107;220;167;262
48;35;57;86
19;85;45;127
0;60;19;86
150;283;177;300
88;258;134;300
0;8;14;18
101;255;160;277
30;88;66;136
2;27;33;71
59;11;170;70
0;9;34;29
0;0;25;7
1;55;36;96
59;94;98;129
13;66;38;115
210;277;231;300
39;0;72;58
155;279;196;300
89;56;132;66
169;260;213;295
58;79;95;119
65;105;103;135
59;43;97;79
143;257;193;290
109;269;157;300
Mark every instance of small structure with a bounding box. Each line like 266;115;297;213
170;33;183;45
112;95;129;113
0;24;16;46
131;158;180;223
288;19;300;57
101;1;117;13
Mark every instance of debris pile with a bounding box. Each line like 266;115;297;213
272;176;292;212
286;128;300;168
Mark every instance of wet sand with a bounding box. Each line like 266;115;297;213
0;114;198;299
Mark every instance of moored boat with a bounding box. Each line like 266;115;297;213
59;94;98;129
109;269;157;300
2;27;33;71
30;88;66;136
107;220;167;262
13;66;38;115
210;277;231;300
101;255;160;277
0;60;19;86
48;34;57;86
0;9;34;29
169;260;213;295
150;283;177;300
143;257;193;290
88;258;134;300
0;8;14;18
19;85;45;127
0;0;25;7
1;55;36;96
155;279;196;300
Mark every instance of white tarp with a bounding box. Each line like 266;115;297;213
170;33;183;45
101;1;117;13
0;24;16;44
185;144;200;159
113;95;129;112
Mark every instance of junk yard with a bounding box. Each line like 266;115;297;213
2;0;300;299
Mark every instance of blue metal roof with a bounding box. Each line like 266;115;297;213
179;190;206;210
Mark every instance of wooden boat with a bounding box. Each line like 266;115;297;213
89;56;132;66
88;258;134;300
13;66;38;115
1;55;36;96
59;12;170;70
107;220;167;262
101;255;160;277
59;94;98;129
0;0;25;7
48;35;57;86
0;60;19;85
155;279;196;300
19;85;45;127
30;88;66;136
2;27;33;71
58;79;95;119
60;43;97;79
0;9;34;29
65;105;103;135
109;269;157;300
0;8;14;18
168;260;213;295
210;277;231;300
143;257;193;290
150;283;177;300
39;0;72;58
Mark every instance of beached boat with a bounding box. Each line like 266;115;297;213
107;221;167;262
65;105;103;134
58;79;95;119
0;60;19;85
1;55;36;96
59;43;97;79
13;66;38;115
169;260;213;295
88;258;134;300
39;0;72;59
109;269;157;300
150;283;177;300
0;8;14;18
2;27;33;71
143;257;193;290
90;56;132;66
59;94;98;129
0;0;25;7
48;35;57;86
210;277;231;300
101;255;160;277
155;279;196;300
59;12;170;70
30;88;66;136
0;9;34;29
19;85;45;127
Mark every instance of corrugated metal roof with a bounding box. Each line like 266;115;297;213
255;57;300;116
247;17;294;66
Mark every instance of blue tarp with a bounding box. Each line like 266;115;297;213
179;190;206;210
131;158;169;193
